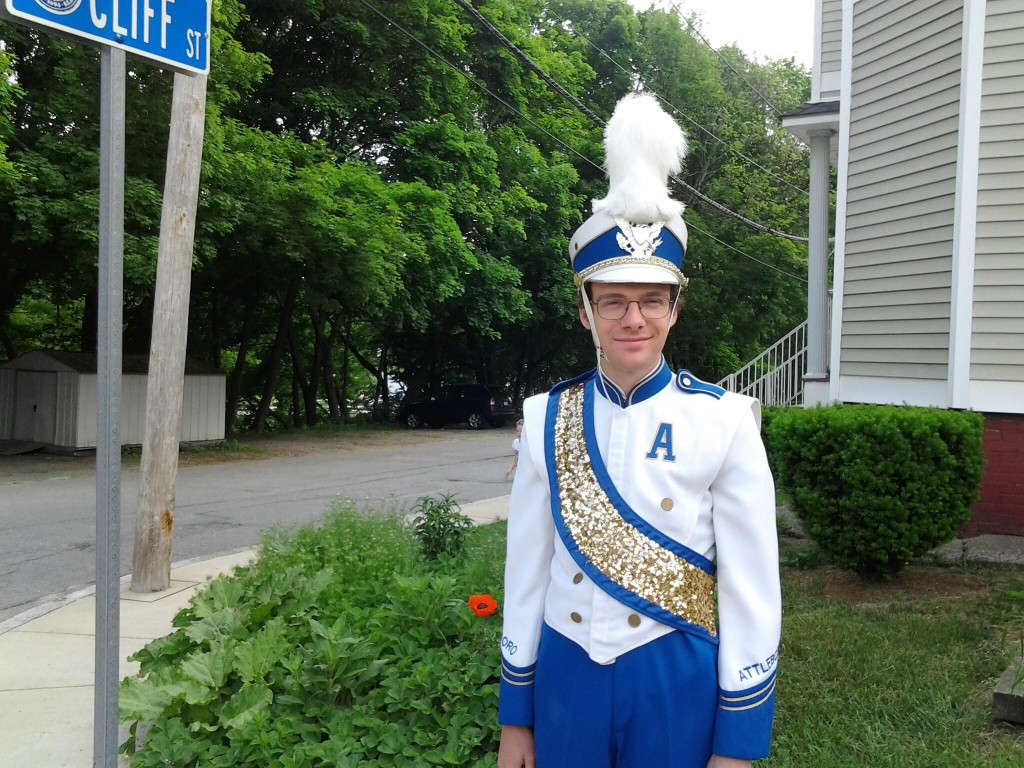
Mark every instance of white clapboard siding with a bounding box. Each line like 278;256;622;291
821;0;843;98
843;286;951;310
181;376;226;441
848;128;959;177
77;374;227;448
841;253;950;278
971;0;1024;382
53;371;79;448
121;375;149;445
843;303;951;322
76;375;149;448
840;0;962;381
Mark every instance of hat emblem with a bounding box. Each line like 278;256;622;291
614;218;664;261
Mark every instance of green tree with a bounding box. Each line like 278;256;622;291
0;0;815;430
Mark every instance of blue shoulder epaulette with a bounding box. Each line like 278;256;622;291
675;369;725;399
550;368;595;395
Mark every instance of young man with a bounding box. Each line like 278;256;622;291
497;93;781;768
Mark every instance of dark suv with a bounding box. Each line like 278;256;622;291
397;383;514;429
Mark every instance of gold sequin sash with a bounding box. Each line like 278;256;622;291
552;382;717;637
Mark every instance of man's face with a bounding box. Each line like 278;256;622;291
578;282;678;385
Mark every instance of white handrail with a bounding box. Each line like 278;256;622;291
717;321;808;406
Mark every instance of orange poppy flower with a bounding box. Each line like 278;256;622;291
469;593;498;617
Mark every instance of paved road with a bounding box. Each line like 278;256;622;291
0;428;515;624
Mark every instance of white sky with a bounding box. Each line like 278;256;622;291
633;1;815;68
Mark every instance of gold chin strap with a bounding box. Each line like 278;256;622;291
670;285;683;319
579;283;601;353
579;283;613;400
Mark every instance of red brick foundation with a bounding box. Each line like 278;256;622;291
963;412;1024;537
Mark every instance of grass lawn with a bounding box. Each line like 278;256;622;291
120;508;1024;767
768;562;1024;766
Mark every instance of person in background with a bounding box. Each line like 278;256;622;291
496;92;781;768
505;418;524;480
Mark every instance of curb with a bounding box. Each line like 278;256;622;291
0;545;257;636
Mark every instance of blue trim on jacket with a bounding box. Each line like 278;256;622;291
498;659;537;726
595;357;673;408
713;669;778;759
676;369;726;398
550;368;596;396
544;378;718;644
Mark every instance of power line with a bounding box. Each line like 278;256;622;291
452;1;809;241
354;0;807;284
474;6;809;242
687;220;808;284
450;0;606;127
542;6;810;201
661;0;784;118
353;0;599;173
676;182;809;243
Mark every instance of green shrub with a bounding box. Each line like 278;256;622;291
766;404;984;580
412;494;474;561
759;405;783;477
119;505;505;767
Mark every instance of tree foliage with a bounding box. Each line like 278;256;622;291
0;0;813;431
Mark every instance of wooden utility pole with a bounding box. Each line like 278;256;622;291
131;72;208;592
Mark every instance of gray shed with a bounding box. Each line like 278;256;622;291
0;350;225;452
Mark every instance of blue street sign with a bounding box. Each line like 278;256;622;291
3;0;210;74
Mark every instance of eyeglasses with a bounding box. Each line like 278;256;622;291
590;295;673;320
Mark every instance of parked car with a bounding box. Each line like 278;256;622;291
397;383;514;429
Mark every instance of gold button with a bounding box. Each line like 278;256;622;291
573;572;584;584
628;614;641;628
661;498;674;511
570;612;582;623
682;377;692;386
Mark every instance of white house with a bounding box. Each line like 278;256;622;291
782;0;1024;536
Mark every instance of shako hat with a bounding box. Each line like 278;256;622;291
570;92;689;288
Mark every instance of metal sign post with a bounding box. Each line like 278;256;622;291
94;44;126;768
0;2;210;766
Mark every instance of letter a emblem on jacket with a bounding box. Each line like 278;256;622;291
645;423;676;462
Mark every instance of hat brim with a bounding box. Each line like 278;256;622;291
584;264;682;285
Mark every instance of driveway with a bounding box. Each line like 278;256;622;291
0;427;517;624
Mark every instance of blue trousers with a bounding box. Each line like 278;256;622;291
533;624;718;768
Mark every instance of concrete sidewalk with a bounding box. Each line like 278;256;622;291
0;496;509;767
0;549;258;767
4;495;1023;767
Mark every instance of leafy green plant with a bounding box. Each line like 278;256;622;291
119;505;505;767
778;540;825;571
412;494;474;561
766;404;985;580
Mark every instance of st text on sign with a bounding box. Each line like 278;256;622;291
4;0;210;74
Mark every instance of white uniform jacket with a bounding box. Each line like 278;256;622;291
498;359;781;759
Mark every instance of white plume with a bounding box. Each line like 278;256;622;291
591;92;687;222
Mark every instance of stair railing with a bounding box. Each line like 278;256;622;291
717;321;808;407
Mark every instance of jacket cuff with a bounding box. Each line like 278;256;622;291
712;671;777;759
497;659;536;726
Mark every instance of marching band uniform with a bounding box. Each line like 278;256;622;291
497;93;781;767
